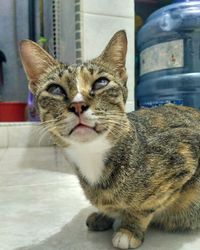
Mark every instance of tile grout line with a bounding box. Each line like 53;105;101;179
0;180;78;189
0;148;7;163
6;126;9;147
82;11;134;19
0;122;39;127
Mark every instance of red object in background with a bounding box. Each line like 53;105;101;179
0;102;26;122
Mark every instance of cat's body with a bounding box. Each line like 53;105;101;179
19;31;200;249
80;104;200;229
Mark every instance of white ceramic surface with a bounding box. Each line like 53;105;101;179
82;0;134;18
82;13;135;104
0;147;200;250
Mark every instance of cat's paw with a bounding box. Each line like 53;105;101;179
112;229;142;249
86;212;114;231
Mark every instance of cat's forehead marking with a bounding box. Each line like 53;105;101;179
69;64;94;102
72;92;84;102
75;64;90;90
76;76;81;92
72;65;86;102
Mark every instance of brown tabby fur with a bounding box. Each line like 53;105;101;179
19;31;200;249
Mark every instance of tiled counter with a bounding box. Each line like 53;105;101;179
0;124;200;250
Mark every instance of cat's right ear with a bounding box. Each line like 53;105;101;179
19;40;58;94
95;30;127;78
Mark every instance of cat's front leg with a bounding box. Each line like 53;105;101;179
86;212;114;231
112;211;153;249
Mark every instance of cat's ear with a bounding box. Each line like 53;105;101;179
19;40;58;94
97;30;127;77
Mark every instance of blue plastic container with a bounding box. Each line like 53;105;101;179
136;0;200;108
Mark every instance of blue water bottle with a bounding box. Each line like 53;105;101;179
136;0;200;109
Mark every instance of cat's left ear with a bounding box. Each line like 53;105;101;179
19;40;58;94
96;30;127;77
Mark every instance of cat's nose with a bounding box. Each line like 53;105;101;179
68;102;89;116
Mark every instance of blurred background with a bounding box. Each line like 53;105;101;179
0;0;172;122
0;0;135;122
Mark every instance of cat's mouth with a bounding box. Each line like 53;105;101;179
69;123;97;136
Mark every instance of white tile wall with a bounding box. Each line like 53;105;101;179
82;13;135;111
81;0;135;111
82;0;134;18
126;100;135;112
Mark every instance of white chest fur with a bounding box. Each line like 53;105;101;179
64;136;111;185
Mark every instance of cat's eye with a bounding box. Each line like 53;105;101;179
46;84;66;96
92;77;109;91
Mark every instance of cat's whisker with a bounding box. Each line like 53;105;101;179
94;110;125;115
29;129;41;143
97;117;130;129
28;124;52;146
39;120;56;125
39;115;64;125
38;129;52;146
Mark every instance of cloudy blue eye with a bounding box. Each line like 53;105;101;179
47;84;66;96
92;77;109;91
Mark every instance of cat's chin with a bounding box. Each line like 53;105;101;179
69;125;99;142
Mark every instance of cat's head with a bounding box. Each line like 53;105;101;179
19;30;128;145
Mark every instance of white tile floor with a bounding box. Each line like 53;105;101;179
1;147;200;250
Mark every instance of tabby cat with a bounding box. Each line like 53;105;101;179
19;30;200;249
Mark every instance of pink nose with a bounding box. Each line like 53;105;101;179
69;102;89;116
